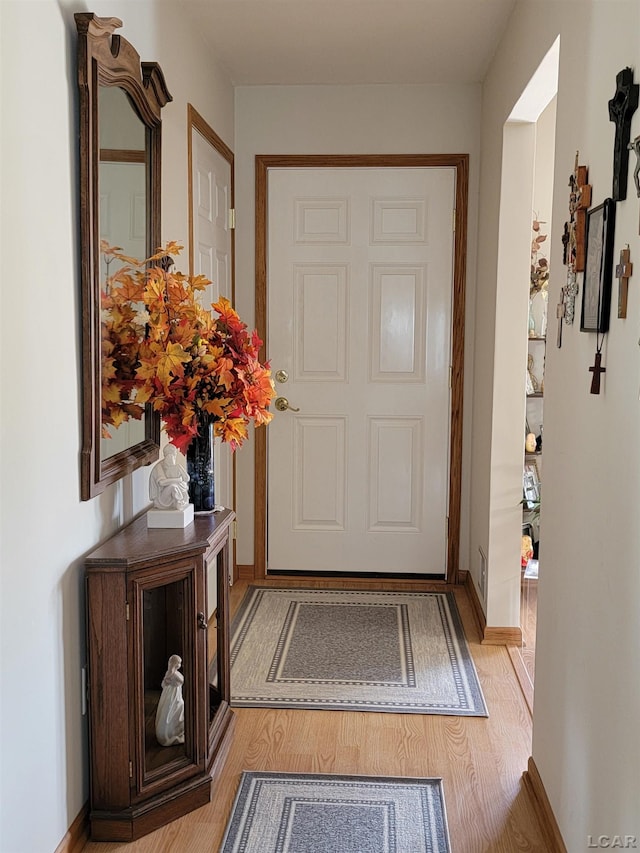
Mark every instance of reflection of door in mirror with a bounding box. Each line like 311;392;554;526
99;86;147;461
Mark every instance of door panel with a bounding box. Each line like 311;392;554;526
294;416;347;530
267;167;455;575
368;416;423;531
294;265;349;381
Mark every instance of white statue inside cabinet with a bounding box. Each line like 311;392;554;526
155;654;185;747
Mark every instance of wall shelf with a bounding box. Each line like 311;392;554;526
524;292;546;556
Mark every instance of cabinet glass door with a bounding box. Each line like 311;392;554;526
137;567;197;790
205;540;230;757
206;554;221;726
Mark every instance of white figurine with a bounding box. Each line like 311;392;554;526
155;654;185;747
149;445;190;511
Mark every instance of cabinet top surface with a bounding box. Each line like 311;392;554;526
86;508;235;568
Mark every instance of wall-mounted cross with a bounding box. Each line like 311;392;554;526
608;67;639;201
589;352;606;395
571;161;592;272
562;153;591;326
616;245;633;319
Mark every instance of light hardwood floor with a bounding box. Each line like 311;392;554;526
83;579;547;853
508;571;538;714
520;574;538;684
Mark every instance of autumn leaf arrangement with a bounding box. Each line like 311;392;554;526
101;241;275;453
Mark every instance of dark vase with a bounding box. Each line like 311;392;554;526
186;421;215;512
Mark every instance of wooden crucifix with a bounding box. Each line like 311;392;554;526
616;245;633;318
608;67;639;201
562;153;591;327
571;159;592;272
589;352;606;395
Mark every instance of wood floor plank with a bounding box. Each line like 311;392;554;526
82;580;549;853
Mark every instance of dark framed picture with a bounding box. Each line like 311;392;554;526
580;198;616;332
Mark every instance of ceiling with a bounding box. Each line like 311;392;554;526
178;0;518;86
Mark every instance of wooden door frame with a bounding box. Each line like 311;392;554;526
187;104;235;287
255;154;468;584
187;105;237;567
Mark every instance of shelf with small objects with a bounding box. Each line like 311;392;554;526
523;218;548;573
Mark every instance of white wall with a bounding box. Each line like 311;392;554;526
233;83;482;569
0;2;233;850
533;96;558;239
478;1;640;847
481;95;558;627
486;119;537;625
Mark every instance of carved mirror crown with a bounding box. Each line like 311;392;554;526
75;13;172;499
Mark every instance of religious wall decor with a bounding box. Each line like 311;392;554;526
589;350;606;395
581;199;616;333
616;245;633;319
556;285;566;348
608;67;639;201
581;199;616;394
561;152;592;329
628;134;640;234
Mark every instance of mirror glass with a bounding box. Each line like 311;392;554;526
98;86;147;461
76;14;171;499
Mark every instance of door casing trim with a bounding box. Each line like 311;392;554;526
187;105;238;573
255;154;468;583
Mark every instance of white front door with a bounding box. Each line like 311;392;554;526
267;167;455;575
191;125;233;510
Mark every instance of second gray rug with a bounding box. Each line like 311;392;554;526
220;771;451;852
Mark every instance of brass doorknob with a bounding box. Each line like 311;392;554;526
274;396;300;412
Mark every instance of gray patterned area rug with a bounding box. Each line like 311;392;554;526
230;587;487;716
220;771;451;853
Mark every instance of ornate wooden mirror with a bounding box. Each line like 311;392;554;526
76;13;172;499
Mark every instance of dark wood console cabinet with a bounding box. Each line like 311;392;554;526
85;509;236;841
